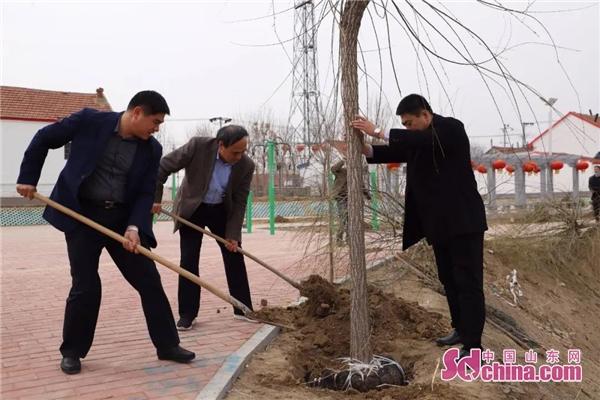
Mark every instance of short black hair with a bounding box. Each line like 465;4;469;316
396;94;433;116
216;125;249;147
127;90;170;115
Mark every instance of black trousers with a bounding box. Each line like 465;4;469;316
432;232;485;350
178;203;253;318
592;193;600;221
60;204;179;359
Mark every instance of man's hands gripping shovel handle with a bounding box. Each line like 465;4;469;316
33;193;252;315
158;207;303;291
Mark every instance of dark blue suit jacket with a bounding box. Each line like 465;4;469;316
17;108;162;248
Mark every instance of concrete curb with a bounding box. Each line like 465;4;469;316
196;253;397;400
195;324;280;400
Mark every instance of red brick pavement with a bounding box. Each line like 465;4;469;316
1;221;382;399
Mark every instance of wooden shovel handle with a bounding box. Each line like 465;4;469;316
33;193;252;315
161;208;302;291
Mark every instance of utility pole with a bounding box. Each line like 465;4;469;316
501;124;513;147
521;122;534;148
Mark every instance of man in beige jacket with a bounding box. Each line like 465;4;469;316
153;125;254;329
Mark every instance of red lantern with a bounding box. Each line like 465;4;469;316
311;144;321;153
522;162;535;174
575;160;589;172
526;161;540;175
295;144;305;152
550;160;564;174
282;144;290;153
506;164;515;175
492;159;506;171
476;164;487;174
387;163;400;170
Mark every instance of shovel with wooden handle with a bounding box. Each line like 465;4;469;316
160;208;302;291
33;192;253;315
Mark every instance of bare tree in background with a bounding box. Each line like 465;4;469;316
340;0;372;364
186;123;214;140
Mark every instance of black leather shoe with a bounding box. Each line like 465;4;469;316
157;345;195;363
60;356;81;374
176;317;196;331
435;329;462;346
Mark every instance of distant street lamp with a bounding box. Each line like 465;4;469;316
540;97;558;154
209;116;232;128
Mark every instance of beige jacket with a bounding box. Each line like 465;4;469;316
154;136;255;242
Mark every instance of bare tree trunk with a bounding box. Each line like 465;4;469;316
339;0;372;363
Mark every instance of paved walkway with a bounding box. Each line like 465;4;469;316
1;221;350;400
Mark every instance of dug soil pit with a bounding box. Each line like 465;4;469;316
250;274;450;396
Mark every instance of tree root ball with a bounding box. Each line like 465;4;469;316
308;358;406;392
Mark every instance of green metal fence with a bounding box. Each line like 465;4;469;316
0;201;330;227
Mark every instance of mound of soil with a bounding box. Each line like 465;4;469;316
254;274;448;389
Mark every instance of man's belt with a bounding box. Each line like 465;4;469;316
81;199;127;209
201;202;224;208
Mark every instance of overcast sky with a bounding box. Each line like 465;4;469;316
2;1;598;149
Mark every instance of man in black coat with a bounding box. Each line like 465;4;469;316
16;91;194;374
352;94;488;357
590;165;600;222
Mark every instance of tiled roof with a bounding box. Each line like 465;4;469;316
528;111;600;146
485;145;532;154
0;86;112;122
572;112;600;128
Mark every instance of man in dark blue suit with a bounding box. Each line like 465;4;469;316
16;91;194;374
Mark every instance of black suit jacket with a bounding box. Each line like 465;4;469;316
367;114;487;250
590;175;600;197
17;108;162;247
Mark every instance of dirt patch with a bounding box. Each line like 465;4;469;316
275;215;291;223
298;274;338;317
250;275;450;396
227;227;600;399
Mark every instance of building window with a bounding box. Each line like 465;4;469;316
64;142;71;160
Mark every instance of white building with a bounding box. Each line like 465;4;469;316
0;86;112;199
474;112;600;198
